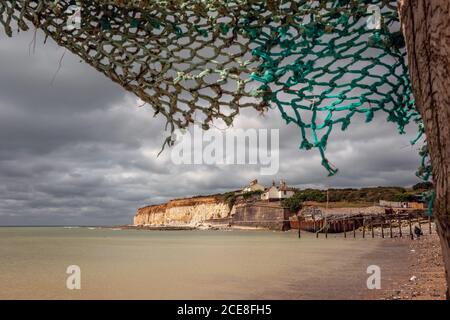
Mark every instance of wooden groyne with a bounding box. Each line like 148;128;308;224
294;210;432;239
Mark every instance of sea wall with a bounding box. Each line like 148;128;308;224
232;201;292;230
133;196;231;226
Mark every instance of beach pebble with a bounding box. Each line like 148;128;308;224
409;276;417;282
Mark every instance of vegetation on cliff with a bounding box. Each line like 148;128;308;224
287;185;430;204
281;193;303;214
223;192;237;210
280;184;430;214
242;190;263;200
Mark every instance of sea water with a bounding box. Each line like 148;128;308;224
0;227;409;299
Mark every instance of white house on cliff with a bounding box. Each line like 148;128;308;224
261;180;295;201
242;179;295;201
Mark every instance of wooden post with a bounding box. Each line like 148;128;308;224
353;220;356;238
409;214;413;240
428;215;432;234
316;220;320;238
398;217;402;238
343;218;347;238
362;218;366;238
371;217;374;238
325;223;328;239
389;219;393;238
297;216;301;239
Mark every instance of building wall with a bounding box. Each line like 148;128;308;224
261;187;294;200
261;186;279;200
277;190;294;199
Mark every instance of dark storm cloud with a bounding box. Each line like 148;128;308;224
0;28;423;225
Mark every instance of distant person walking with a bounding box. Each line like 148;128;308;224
414;226;423;239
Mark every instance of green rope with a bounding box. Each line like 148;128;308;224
246;0;420;175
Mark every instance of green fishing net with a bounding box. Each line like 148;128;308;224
0;0;424;177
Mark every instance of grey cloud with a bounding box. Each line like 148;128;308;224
0;28;423;226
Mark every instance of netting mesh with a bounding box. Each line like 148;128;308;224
243;0;419;174
0;0;423;176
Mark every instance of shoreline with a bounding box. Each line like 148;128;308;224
118;224;267;231
382;233;446;300
364;231;446;300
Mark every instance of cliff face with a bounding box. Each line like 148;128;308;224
133;196;230;226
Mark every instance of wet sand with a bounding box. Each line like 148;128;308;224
0;227;439;299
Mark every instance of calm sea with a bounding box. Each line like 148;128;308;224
0;227;409;299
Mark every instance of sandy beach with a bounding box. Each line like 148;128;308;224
370;232;446;300
360;220;446;300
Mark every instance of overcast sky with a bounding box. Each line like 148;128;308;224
0;28;423;226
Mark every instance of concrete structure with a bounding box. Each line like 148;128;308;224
261;180;295;201
232;201;292;230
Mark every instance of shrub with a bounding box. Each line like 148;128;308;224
242;190;263;200
300;189;327;202
281;193;303;213
412;182;433;190
390;193;416;202
223;192;237;210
